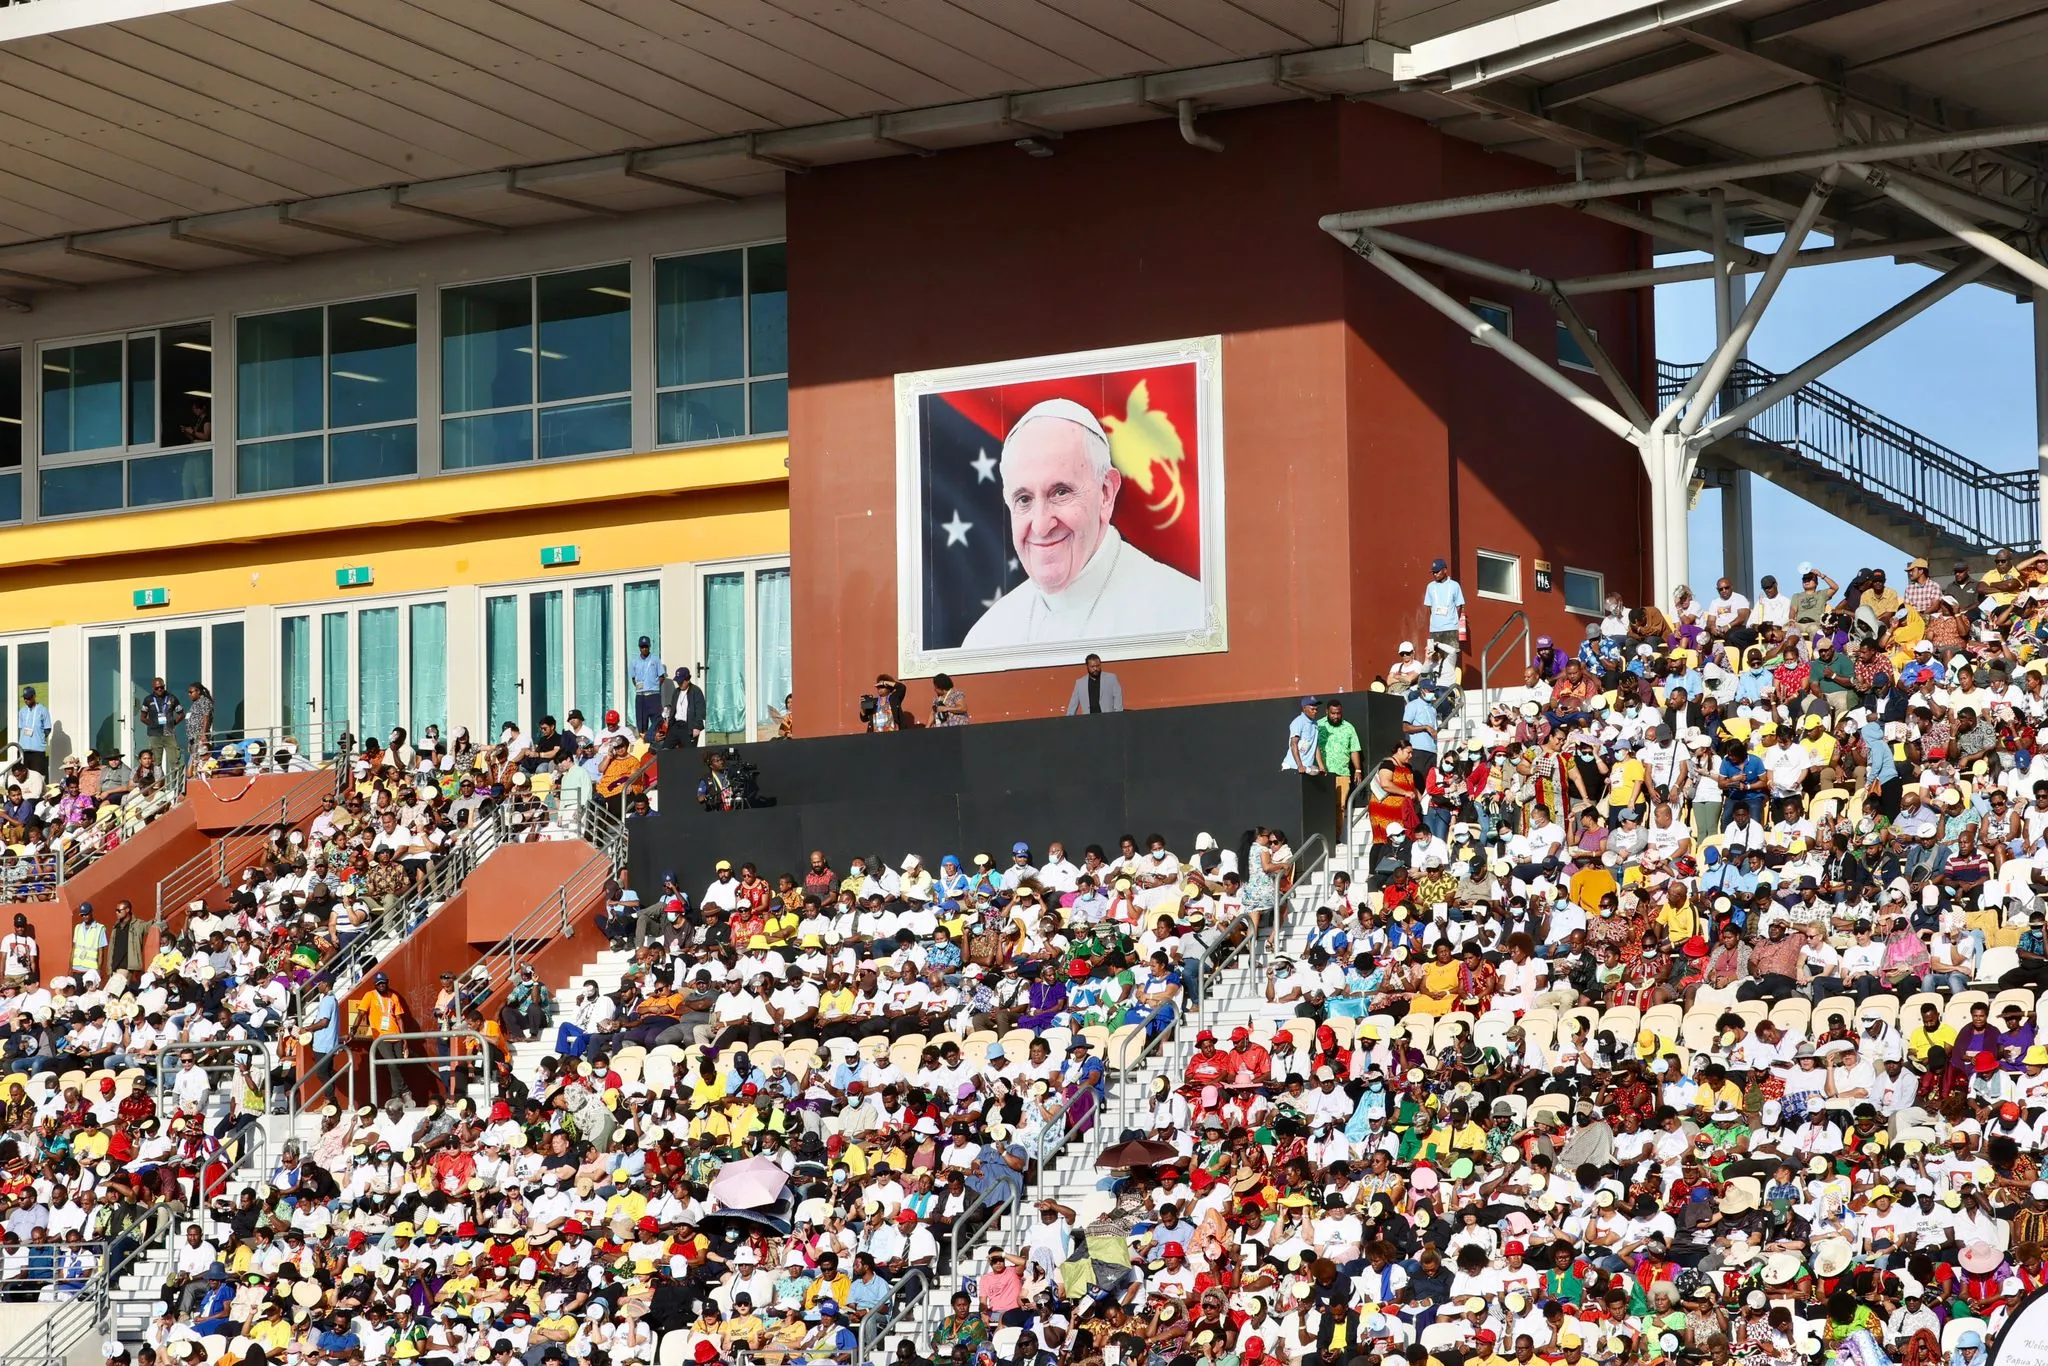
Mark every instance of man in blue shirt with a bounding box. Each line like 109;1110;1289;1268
1861;716;1902;818
14;688;49;776
629;635;666;739
1282;697;1321;773
1422;556;1465;684
307;980;341;1093
1402;686;1440;778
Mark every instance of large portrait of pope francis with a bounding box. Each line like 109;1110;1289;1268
897;336;1227;676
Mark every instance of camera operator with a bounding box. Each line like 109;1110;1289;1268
859;673;907;733
699;750;738;812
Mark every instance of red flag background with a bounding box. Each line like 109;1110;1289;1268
935;360;1204;580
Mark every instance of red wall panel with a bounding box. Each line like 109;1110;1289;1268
788;99;1649;731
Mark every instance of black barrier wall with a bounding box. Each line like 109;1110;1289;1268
625;691;1404;894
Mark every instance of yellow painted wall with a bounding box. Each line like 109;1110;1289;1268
0;442;789;628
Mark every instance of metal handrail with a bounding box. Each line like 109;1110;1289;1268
151;790;327;942
1659;358;2040;553
0;1092;268;1366
463;836;620;1009
369;1028;496;1109
1479;609;1530;711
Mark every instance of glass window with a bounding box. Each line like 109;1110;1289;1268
1476;550;1520;601
1470;300;1512;341
703;572;746;738
528;591;563;734
211;621;245;737
1557;321;1596;372
281;615;313;747
358;607;399;743
755;567;791;732
572;585;615;722
321;612;349;747
237;295;417;494
655;242;788;444
87;635;120;757
39;323;212;515
409;602;447;738
485;595;518;739
1563;567;1605;615
442;267;629;469
0;349;19;525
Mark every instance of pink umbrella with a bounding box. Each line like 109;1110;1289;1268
710;1155;791;1210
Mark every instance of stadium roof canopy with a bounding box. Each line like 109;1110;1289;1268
0;0;2041;294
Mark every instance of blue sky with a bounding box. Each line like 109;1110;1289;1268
1654;249;2038;590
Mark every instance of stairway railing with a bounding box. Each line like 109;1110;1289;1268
1659;358;2039;554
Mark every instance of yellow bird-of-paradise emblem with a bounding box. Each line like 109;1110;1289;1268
1101;379;1188;529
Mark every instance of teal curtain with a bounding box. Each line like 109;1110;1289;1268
321;612;350;746
572;586;614;722
624;580;660;664
211;622;245;737
409;603;446;737
358;608;398;743
703;573;746;734
281;617;312;746
485;596;518;738
529;591;563;731
755;568;791;731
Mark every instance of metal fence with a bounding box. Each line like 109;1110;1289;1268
1660;357;2040;553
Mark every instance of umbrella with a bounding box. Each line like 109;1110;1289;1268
1060;1231;1134;1301
1096;1139;1177;1169
709;1155;791;1209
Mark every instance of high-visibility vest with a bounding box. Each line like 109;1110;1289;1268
71;921;102;974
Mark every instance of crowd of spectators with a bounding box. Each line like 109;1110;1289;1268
95;829;1256;1366
77;544;2048;1366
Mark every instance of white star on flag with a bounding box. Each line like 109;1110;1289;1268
942;511;972;547
970;448;997;484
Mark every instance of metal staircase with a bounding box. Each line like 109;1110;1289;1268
1660;358;2040;561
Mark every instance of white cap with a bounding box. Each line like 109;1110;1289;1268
1398;640;1415;653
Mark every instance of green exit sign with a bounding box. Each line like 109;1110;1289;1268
335;566;375;589
540;544;581;568
132;587;169;610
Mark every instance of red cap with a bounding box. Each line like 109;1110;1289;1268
1244;1340;1266;1361
98;1079;115;1094
1230;1027;1250;1042
638;1216;660;1232
1162;1242;1185;1259
458;1221;477;1238
1190;1172;1215;1193
1196;1030;1216;1043
605;710;621;726
1068;960;1091;979
1977;1051;2001;1074
563;1220;585;1236
694;1345;718;1364
740;1082;760;1097
348;1231;366;1248
1504;1241;1525;1256
896;1210;916;1224
2002;1101;2024;1121
489;1100;511;1121
1476;1331;1498;1345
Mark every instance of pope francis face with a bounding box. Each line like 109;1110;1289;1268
1001;415;1122;595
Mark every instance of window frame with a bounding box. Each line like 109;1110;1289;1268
1469;298;1513;342
1474;548;1522;603
1561;566;1606;616
37;321;213;467
1556;320;1598;374
439;260;636;471
652;239;789;448
233;290;422;497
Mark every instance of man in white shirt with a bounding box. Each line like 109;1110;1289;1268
1705;577;1751;640
1753;575;1792;629
700;862;740;913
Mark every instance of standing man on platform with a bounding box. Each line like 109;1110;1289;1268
15;687;49;776
629;636;665;741
1283;697;1322;774
138;678;184;773
70;902;106;981
1423;558;1465;686
1065;654;1124;715
665;667;706;750
1318;699;1362;823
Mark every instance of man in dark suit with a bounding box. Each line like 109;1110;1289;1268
1064;653;1124;715
664;667;707;749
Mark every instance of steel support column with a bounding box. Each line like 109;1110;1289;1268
1709;189;1755;590
1645;432;1691;611
2037;285;2048;551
